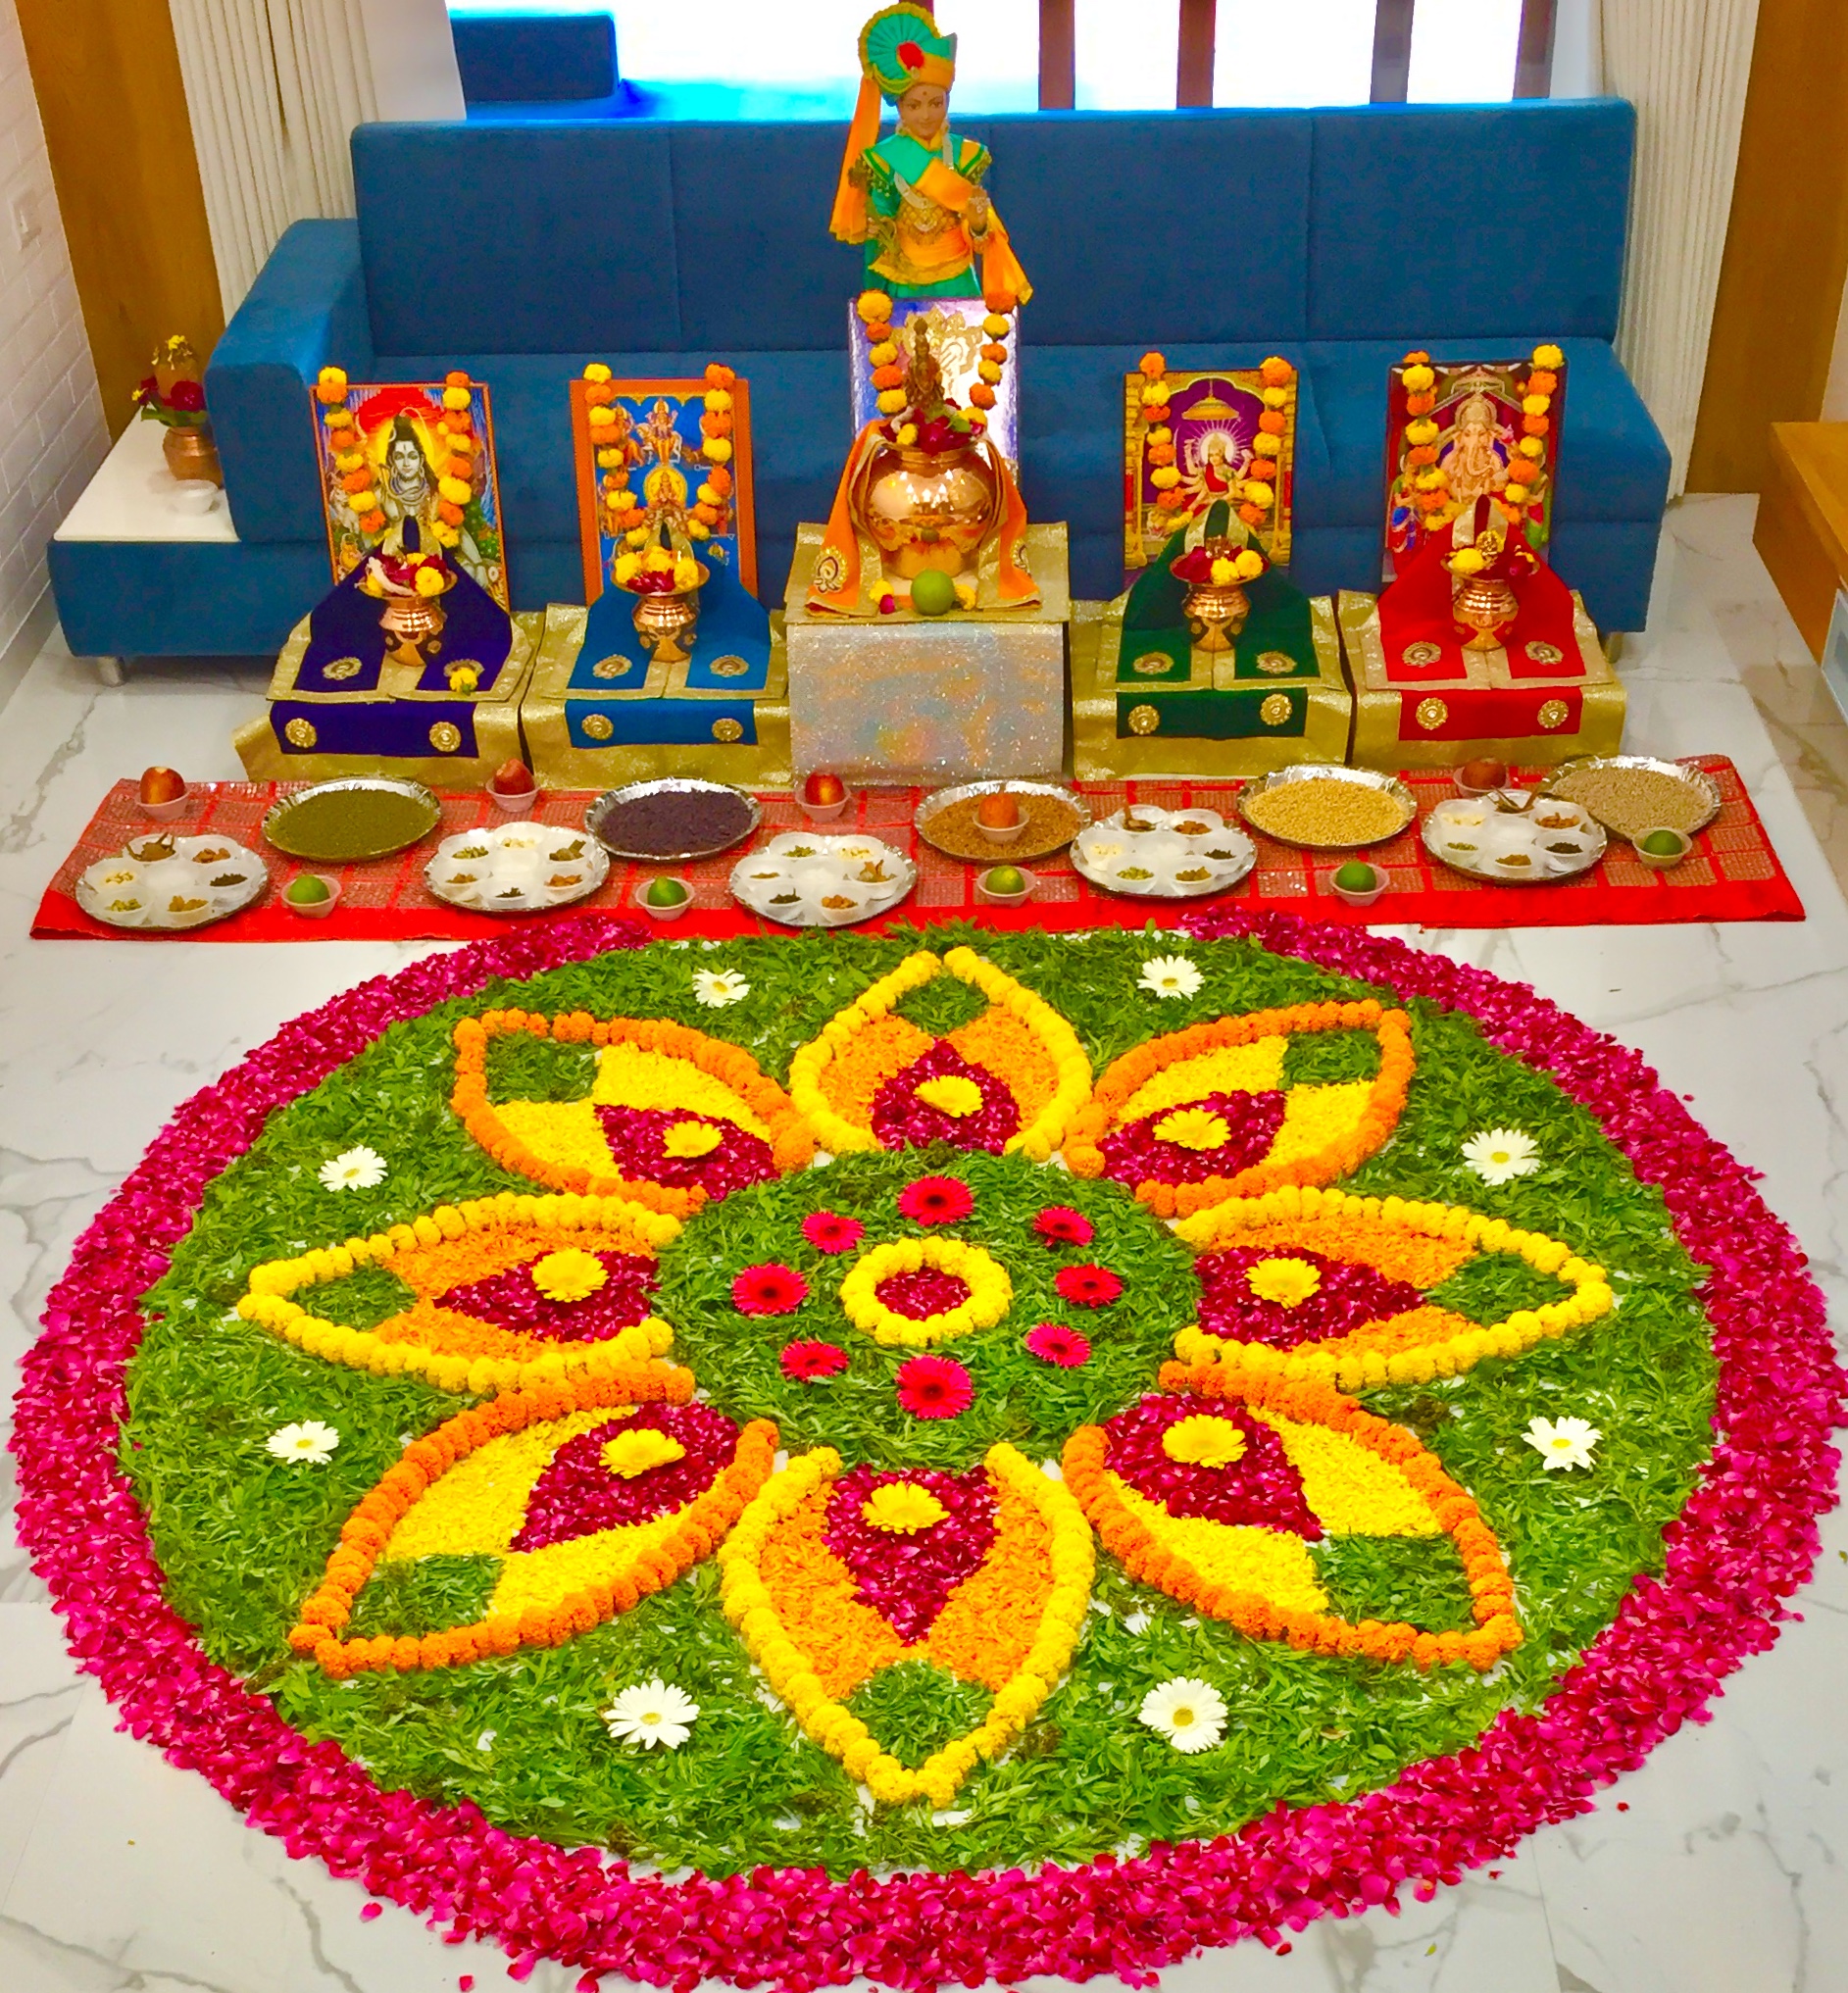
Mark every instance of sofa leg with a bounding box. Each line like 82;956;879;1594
96;655;127;686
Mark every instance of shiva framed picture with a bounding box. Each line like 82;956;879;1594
569;370;758;604
311;375;509;609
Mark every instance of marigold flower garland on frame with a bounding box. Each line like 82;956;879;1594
10;910;1843;1991
1138;351;1295;531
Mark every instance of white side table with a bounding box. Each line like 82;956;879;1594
53;421;239;683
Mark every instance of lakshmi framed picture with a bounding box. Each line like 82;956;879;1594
569;372;758;605
1123;361;1298;575
310;376;509;609
1381;351;1567;580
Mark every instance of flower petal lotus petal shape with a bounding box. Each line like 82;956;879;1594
718;1443;1094;1808
1065;1369;1522;1672
236;1192;687;1397
1062;1001;1415;1218
786;947;1091;1163
450;1010;815;1215
290;1370;776;1677
1169;1184;1616;1392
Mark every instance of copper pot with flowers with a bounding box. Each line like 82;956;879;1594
1446;502;1538;651
362;536;456;665
132;333;223;486
1171;505;1268;651
849;322;1000;583
613;522;708;665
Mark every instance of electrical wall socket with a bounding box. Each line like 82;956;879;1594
11;191;41;252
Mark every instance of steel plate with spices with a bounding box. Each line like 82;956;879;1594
1236;766;1417;850
586;779;762;863
1542;757;1722;844
263;778;441;864
914;780;1089;863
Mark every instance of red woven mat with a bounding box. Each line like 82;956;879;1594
30;759;1801;942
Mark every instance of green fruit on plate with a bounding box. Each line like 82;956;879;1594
285;874;330;905
985;865;1026;896
1333;861;1376;892
644;875;689;907
1639;829;1684;856
910;569;957;617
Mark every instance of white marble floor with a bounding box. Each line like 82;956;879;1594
2;495;1846;1993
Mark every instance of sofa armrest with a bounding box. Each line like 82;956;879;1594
206;220;375;546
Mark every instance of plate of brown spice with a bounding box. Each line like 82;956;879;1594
914;780;1090;864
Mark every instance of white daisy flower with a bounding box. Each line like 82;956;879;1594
1138;955;1203;1001
692;968;750;1009
1523;1415;1601;1470
602;1677;699;1750
1137;1675;1226;1753
1461;1127;1540;1184
266;1420;339;1466
318;1145;387;1191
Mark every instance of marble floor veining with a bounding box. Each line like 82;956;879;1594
3;496;1847;1993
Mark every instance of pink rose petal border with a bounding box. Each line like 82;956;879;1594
11;910;1842;1991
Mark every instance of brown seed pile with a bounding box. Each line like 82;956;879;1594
1240;779;1412;849
1548;764;1713;839
921;789;1084;861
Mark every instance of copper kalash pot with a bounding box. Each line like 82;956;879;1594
623;563;709;666
1450;573;1521;651
855;441;1000;582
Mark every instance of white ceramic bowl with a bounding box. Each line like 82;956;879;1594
284;875;341;919
1630;825;1693;870
136;788;190;822
976;815;1027;846
975;866;1036;907
639;877;694;920
799;786;851;822
486;784;539;815
1328;865;1386;908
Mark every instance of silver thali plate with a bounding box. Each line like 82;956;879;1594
262;776;442;863
1069;805;1256;899
729;831;916;927
1234;764;1419;851
585;778;764;863
914;779;1091;863
75;832;270;931
1422;791;1608;884
1539;756;1723;840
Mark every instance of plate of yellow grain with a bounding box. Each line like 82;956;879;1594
1539;757;1723;844
1236;766;1418;851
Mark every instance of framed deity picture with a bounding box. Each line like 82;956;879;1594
1381;353;1567;580
310;377;509;609
570;373;758;605
847;298;1021;470
1122;363;1297;574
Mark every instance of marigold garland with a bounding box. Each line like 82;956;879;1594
1064;1000;1414;1217
452;1009;814;1211
838;1237;1012;1346
1169;1183;1615;1392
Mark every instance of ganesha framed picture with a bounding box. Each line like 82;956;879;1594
1381;353;1567;580
310;375;510;608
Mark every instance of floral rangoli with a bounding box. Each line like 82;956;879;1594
12;913;1840;1988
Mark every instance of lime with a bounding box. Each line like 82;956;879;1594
1639;829;1684;856
985;865;1026;896
1333;861;1376;892
910;569;957;617
284;874;330;904
643;875;689;907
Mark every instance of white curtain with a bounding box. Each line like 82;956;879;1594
170;0;464;320
1601;0;1761;494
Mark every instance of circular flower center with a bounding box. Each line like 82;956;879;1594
662;1120;724;1160
874;1267;972;1320
1245;1256;1323;1308
861;1481;948;1532
530;1248;609;1304
1162;1415;1248;1468
1153;1106;1231;1152
600;1428;686;1479
837;1237;1012;1346
913;1074;984;1119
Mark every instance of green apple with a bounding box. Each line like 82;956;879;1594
910;569;957;617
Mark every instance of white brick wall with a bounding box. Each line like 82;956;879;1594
0;0;108;661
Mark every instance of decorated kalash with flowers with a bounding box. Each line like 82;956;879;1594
782;3;1070;785
236;367;540;787
1339;345;1624;771
1075;353;1351;779
521;361;791;789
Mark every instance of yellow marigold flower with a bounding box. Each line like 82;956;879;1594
1233;548;1265;580
875;388;908;416
1154;1106;1230;1152
1210;557;1235;586
530;1246;609;1302
609;553;639;588
601;1427;686;1478
1245;1256;1323;1308
1261;386;1290;410
984;313;1011;338
348;490;378;516
1149;465;1180;490
626;526;652;549
869;341;898;367
317;365;347;391
1140;381;1171;407
442;385;473;411
437;474;472;506
1450;546;1487;575
595;448;624;470
1402;363;1435;391
1241;480;1274;509
1532;343;1564;370
432;523;460;547
413;565;447;598
916;1074;984;1118
1519;436;1545;460
643;545;674;573
1522;393;1550;417
662;1121;723;1159
894;424;918;446
1252;431;1281;458
705;437;733;462
857;289;894;324
673;555;701;590
1406;418;1439;446
861;1481;948;1533
583;362;613;382
1161;1414;1248;1469
686;519;710;539
703;387;733;414
588;405;615;428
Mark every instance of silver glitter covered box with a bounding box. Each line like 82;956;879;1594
782;523;1071;785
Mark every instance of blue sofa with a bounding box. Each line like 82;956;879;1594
52;101;1668;663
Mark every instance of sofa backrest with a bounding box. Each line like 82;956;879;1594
351;98;1632;357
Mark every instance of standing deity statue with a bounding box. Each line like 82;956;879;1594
830;3;1031;311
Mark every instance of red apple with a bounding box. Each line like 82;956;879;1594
139;766;185;804
490;758;534;794
803;772;845;806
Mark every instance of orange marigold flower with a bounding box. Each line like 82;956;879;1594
1139;351;1166;377
1259;356;1295;387
969;383;996;408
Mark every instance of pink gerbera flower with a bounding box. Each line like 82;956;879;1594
1033;1205;1095;1247
1024;1321;1091;1368
1055;1263;1124;1308
779;1339;850;1381
731;1263;809;1316
801;1210;865;1255
895;1353;974;1420
896;1175;974;1225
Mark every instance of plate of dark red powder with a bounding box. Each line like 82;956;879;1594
584;778;763;863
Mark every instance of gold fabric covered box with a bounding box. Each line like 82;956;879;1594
783;523;1071;783
1338;590;1624;771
